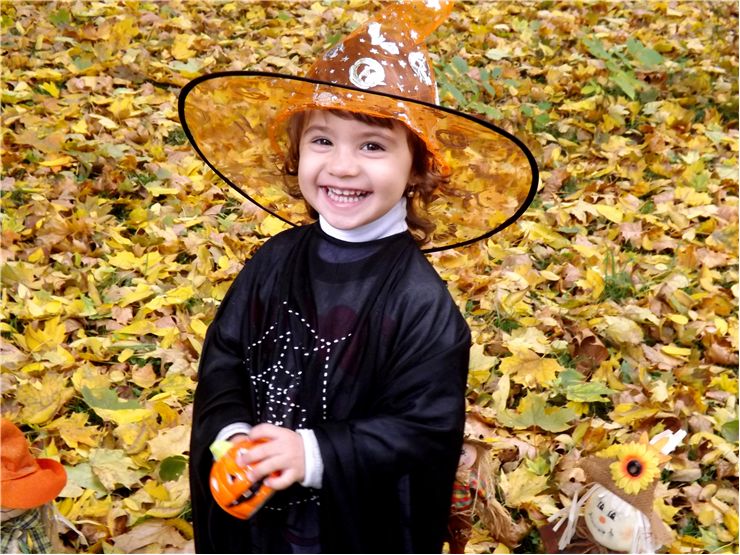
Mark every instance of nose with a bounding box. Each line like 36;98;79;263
599;515;606;524
326;148;359;177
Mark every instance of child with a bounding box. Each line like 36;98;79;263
179;1;537;552
0;418;67;554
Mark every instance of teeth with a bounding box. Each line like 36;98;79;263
325;187;369;203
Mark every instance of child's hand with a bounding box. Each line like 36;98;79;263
236;424;305;490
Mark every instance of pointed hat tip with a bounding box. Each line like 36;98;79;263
378;0;454;43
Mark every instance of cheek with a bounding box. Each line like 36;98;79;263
617;523;635;541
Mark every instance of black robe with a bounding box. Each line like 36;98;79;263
189;223;470;553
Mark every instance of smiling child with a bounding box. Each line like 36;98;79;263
179;1;537;552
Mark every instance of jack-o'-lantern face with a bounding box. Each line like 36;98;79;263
584;487;640;552
209;439;274;520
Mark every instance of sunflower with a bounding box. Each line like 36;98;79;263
597;434;669;495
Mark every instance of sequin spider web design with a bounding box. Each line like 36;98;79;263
248;301;352;425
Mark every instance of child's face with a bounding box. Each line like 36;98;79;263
297;110;413;230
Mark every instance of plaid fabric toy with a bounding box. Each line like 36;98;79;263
0;508;53;554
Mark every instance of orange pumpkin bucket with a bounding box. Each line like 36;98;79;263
209;439;275;520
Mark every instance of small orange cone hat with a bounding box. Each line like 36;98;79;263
1;418;67;509
179;0;538;251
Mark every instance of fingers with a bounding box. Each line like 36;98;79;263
234;424;305;490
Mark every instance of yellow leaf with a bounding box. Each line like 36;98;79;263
602;315;643;345
611;403;658;425
697;504;719;526
148;425;190;461
115;417;159;454
713;317;728;336
724;510;738;537
498;464;554;511
71;365;111;393
660;344;692;357
147;185;179;196
90;114;119;130
505;327;551;355
117;283;155;307
654;497;681;522
116;320;155;336
26;297;64;318
132;364;158;389
39;81;60;97
144;285;194;310
165;518;194;540
143;480;170;501
577;268;604;300
520;221;570;249
108;251;163;271
595;204;624;223
108;96;134;119
257;215;291;236
499;348;563;387
159;374;196;400
71;118;88;134
39;154;75;167
118;348;135;362
559;97;597;112
47;413;101;450
709;374;737;394
469;342;496;372
89;448;144;490
28;248;45;263
190;318;208;339
666;313;689;325
18;372;74;424
24;316;67;353
171;34;196;60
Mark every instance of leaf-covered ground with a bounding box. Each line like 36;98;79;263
1;1;737;553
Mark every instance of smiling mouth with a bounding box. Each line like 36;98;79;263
323;186;371;204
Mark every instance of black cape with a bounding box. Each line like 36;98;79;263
189;224;470;553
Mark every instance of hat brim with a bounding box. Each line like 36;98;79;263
178;71;538;252
1;458;66;509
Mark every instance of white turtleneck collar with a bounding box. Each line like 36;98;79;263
319;198;408;242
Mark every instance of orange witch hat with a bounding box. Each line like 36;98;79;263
179;0;538;252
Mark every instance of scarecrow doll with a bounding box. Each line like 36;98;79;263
446;418;528;553
541;430;686;553
0;418;67;554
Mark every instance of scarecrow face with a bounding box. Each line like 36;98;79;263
583;487;640;552
458;442;478;470
297;110;413;231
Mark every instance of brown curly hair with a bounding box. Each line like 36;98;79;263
280;109;449;246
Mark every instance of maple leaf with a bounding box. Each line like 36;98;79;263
499;348;564;388
18;372;74;425
89;448;145;490
148;425;190;461
81;386;154;425
499;464;558;515
46;413;101;450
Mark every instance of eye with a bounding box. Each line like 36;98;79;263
597;501;605;510
362;142;385;152
608;511;617;520
311;137;332;146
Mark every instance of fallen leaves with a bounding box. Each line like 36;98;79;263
0;0;737;553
